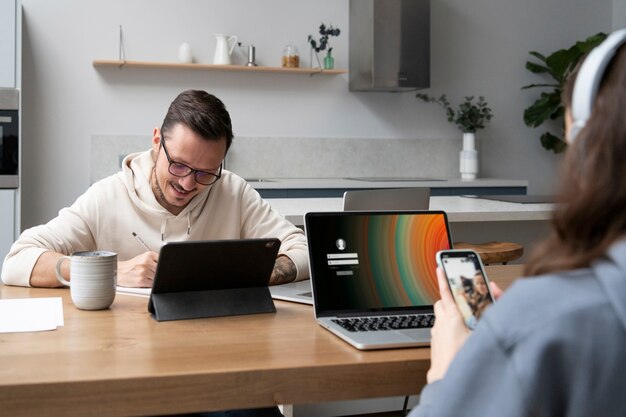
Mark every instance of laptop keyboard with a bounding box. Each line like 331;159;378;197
332;314;435;332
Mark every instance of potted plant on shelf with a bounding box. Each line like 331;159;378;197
416;94;494;180
308;23;341;70
522;32;606;153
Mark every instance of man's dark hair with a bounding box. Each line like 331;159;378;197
161;90;234;152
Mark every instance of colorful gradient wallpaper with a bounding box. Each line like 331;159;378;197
307;212;452;312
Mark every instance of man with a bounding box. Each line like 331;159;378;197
1;90;308;290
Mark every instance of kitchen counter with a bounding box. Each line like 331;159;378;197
267;195;553;226
247;178;528;198
269;195;554;263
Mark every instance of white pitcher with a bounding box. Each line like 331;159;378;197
213;34;238;65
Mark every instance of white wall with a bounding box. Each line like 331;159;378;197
0;0;17;87
614;0;626;28
20;0;612;229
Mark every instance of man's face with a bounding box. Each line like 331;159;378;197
151;123;227;215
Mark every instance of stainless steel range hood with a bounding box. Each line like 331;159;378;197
349;0;430;92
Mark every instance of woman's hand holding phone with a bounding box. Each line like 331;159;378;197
436;250;498;329
428;250;505;383
427;267;471;383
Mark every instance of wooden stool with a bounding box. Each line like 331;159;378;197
454;241;524;265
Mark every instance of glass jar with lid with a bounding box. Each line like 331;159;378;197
282;44;300;68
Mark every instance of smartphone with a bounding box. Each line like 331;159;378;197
436;249;496;330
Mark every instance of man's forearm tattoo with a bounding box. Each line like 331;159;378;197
270;256;297;285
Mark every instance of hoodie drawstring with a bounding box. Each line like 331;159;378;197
159;214;191;242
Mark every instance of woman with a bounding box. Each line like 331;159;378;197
409;30;626;417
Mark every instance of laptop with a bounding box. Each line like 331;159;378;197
269;279;313;305
343;187;430;211
270;188;433;306
305;211;452;350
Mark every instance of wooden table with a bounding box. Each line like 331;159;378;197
0;265;524;417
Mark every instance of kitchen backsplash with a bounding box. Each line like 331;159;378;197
228;137;461;180
90;135;461;183
90;135;152;184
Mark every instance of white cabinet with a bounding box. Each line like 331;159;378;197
0;0;17;87
0;189;15;267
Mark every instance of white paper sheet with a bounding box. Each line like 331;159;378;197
0;297;64;333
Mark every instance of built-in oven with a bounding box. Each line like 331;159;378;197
0;88;19;189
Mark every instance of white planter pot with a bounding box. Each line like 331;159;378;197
460;132;478;180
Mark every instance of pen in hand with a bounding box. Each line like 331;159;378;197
132;232;151;252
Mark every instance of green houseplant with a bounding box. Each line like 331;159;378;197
522;33;607;153
308;23;340;70
415;94;494;133
416;94;494;180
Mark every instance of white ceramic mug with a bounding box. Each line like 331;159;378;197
56;251;117;310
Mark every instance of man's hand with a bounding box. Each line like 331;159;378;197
269;255;297;285
117;251;159;288
427;267;472;383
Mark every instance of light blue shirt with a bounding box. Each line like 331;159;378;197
410;239;626;417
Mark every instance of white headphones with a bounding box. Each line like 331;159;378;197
570;29;626;143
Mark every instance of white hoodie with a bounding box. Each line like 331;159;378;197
1;150;309;286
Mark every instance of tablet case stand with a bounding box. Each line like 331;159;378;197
147;238;280;322
149;287;276;322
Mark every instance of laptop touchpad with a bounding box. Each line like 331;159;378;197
404;329;432;340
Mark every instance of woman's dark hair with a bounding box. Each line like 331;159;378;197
161;90;234;152
525;43;626;276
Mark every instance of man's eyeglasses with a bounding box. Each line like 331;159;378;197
160;138;222;186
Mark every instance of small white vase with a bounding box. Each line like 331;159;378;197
178;42;193;63
460;132;478;180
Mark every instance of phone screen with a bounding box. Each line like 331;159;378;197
438;251;495;330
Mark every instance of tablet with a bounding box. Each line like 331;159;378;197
148;238;280;321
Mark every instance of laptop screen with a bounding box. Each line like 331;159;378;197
305;211;452;316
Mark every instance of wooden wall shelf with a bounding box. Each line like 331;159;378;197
92;60;347;75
